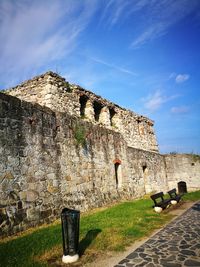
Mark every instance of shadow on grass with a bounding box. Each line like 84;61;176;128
79;229;101;256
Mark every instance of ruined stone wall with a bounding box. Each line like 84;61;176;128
6;72;158;152
0;92;146;237
127;147;168;195
0;92;199;237
164;154;200;191
6;72;80;116
0;93;60;236
119;111;158;152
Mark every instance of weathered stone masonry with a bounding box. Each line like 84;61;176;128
0;72;199;237
164;154;200;191
7;72;158;153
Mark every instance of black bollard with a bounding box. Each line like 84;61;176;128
61;208;80;263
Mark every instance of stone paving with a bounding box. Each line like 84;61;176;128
114;202;200;267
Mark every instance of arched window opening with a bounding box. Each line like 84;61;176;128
79;95;89;117
142;165;147;173
115;163;120;189
114;160;122;189
142;164;150;193
93;101;103;122
109;108;116;126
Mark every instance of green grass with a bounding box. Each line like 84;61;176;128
182;190;200;201
0;191;199;267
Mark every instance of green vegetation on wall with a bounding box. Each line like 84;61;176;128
190;154;200;161
74;123;86;147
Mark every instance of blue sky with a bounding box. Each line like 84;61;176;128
0;0;200;154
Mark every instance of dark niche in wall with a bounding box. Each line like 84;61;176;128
114;159;122;189
79;95;89;117
93;101;103;122
114;162;120;189
142;165;147;173
109;108;116;126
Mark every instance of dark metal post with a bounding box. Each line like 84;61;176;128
61;208;80;263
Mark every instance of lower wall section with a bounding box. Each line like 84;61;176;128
164;154;200;191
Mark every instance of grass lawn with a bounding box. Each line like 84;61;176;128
0;190;199;267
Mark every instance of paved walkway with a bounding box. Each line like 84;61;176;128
114;202;200;267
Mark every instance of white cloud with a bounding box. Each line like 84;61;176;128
175;74;190;83
100;0;137;27
143;90;164;111
99;0;200;48
0;0;98;87
131;23;167;48
171;106;190;114
142;89;179;111
168;72;176;79
130;0;200;48
90;57;138;76
168;72;190;83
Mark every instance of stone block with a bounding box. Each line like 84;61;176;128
19;191;27;200
35;170;45;180
0;199;9;207
28;183;37;190
1;172;14;180
47;173;56;180
27;208;40;221
26;190;39;202
65;175;72;181
47;184;59;193
1;179;12;192
40;209;52;219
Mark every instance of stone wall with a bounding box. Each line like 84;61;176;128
0;92;59;236
164;154;200;191
127;148;168;195
0;92;161;237
0;91;167;237
6;71;158;152
1;72;199;238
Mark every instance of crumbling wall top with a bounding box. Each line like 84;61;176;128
4;71;158;152
5;71;153;123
